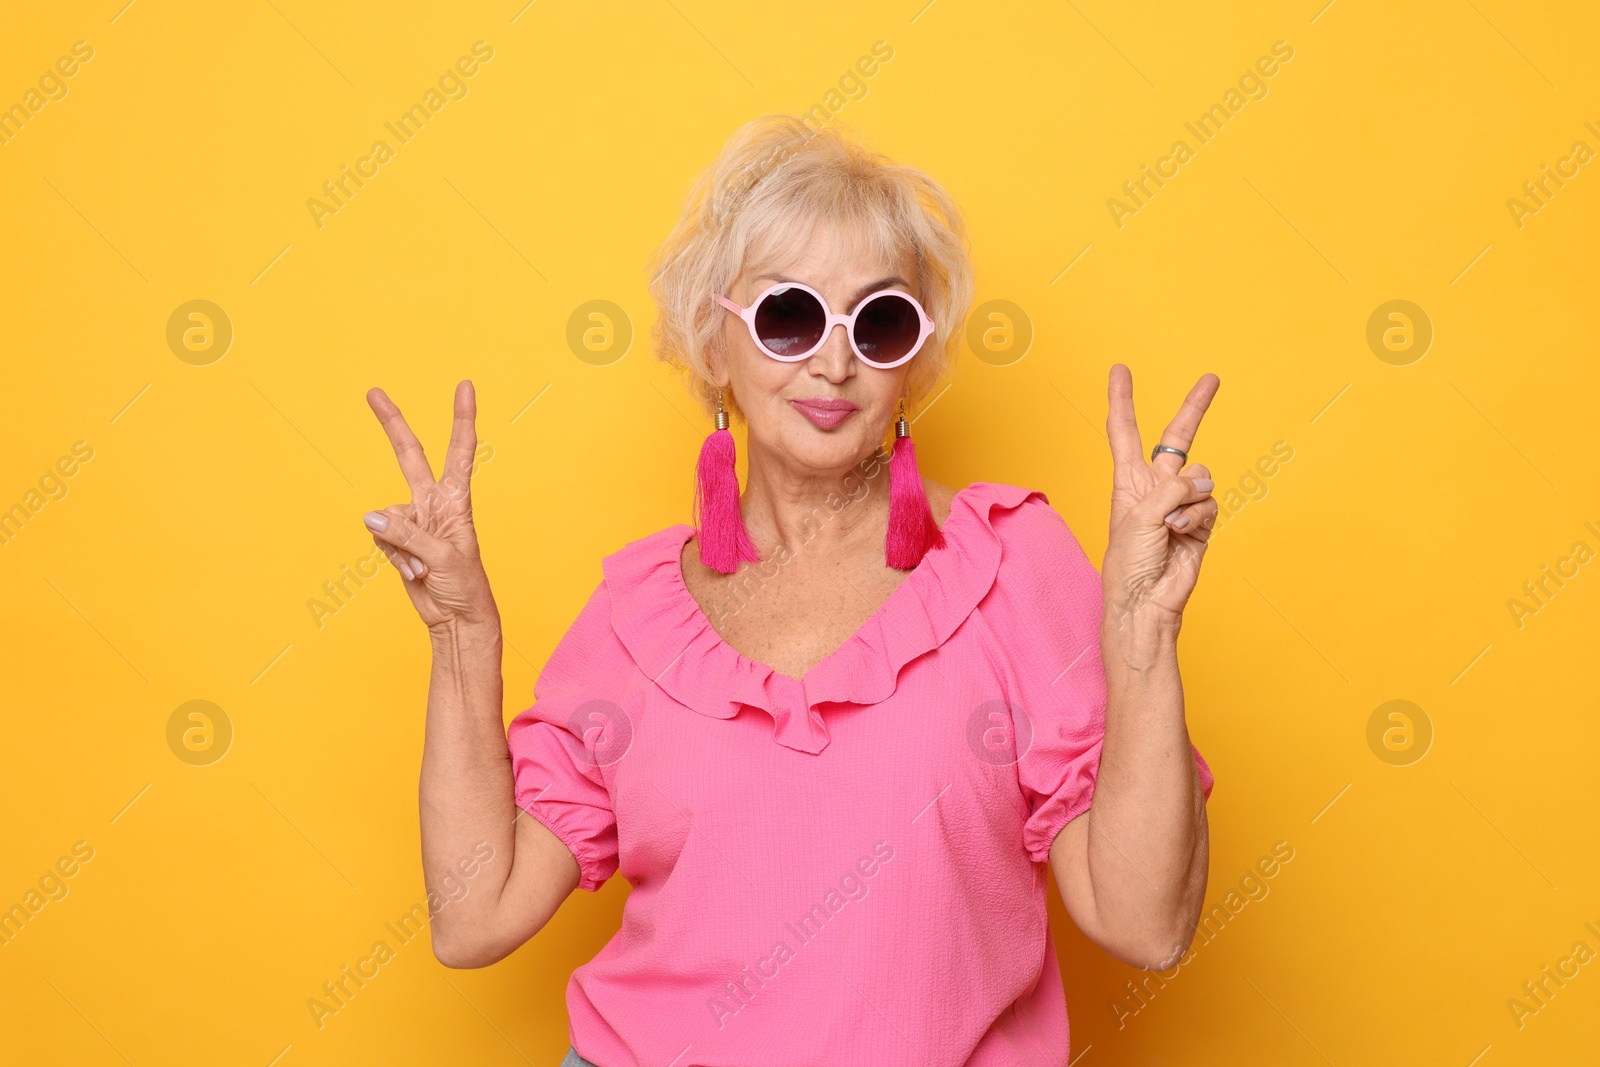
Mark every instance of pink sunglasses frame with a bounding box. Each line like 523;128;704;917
711;281;937;370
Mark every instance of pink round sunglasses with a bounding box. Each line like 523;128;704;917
711;281;937;369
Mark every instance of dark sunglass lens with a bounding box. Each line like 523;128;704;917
753;286;825;357
853;294;922;365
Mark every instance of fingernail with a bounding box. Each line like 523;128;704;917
410;556;427;576
364;511;388;531
1165;508;1190;528
399;560;414;579
1193;479;1214;493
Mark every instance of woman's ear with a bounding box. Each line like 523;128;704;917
706;358;729;391
704;320;732;388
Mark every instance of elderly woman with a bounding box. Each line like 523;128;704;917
363;114;1220;1067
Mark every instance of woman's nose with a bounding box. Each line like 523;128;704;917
810;323;855;377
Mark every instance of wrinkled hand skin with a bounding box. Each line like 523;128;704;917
1100;364;1221;643
363;381;502;636
1044;364;1218;972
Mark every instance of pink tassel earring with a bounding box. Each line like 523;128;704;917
885;397;944;569
694;386;761;575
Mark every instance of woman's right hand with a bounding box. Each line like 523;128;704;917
363;380;500;634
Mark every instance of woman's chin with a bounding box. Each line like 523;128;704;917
778;432;872;472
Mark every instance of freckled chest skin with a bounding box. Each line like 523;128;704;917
680;479;956;681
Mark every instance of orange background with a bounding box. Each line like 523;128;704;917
2;1;1598;1064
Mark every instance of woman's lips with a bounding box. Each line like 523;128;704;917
789;397;859;430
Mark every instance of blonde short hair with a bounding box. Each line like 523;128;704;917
646;114;974;423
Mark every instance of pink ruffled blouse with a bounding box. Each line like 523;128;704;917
507;481;1214;1067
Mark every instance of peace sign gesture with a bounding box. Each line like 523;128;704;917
1102;364;1220;630
363;380;500;634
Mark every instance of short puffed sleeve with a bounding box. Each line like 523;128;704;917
984;493;1215;863
506;578;626;892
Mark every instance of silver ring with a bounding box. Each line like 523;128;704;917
1150;443;1188;463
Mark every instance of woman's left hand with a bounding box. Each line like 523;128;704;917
1101;363;1220;632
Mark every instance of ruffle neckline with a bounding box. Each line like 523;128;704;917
601;481;1044;754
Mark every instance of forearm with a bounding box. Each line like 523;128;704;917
420;616;518;949
1085;608;1209;965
